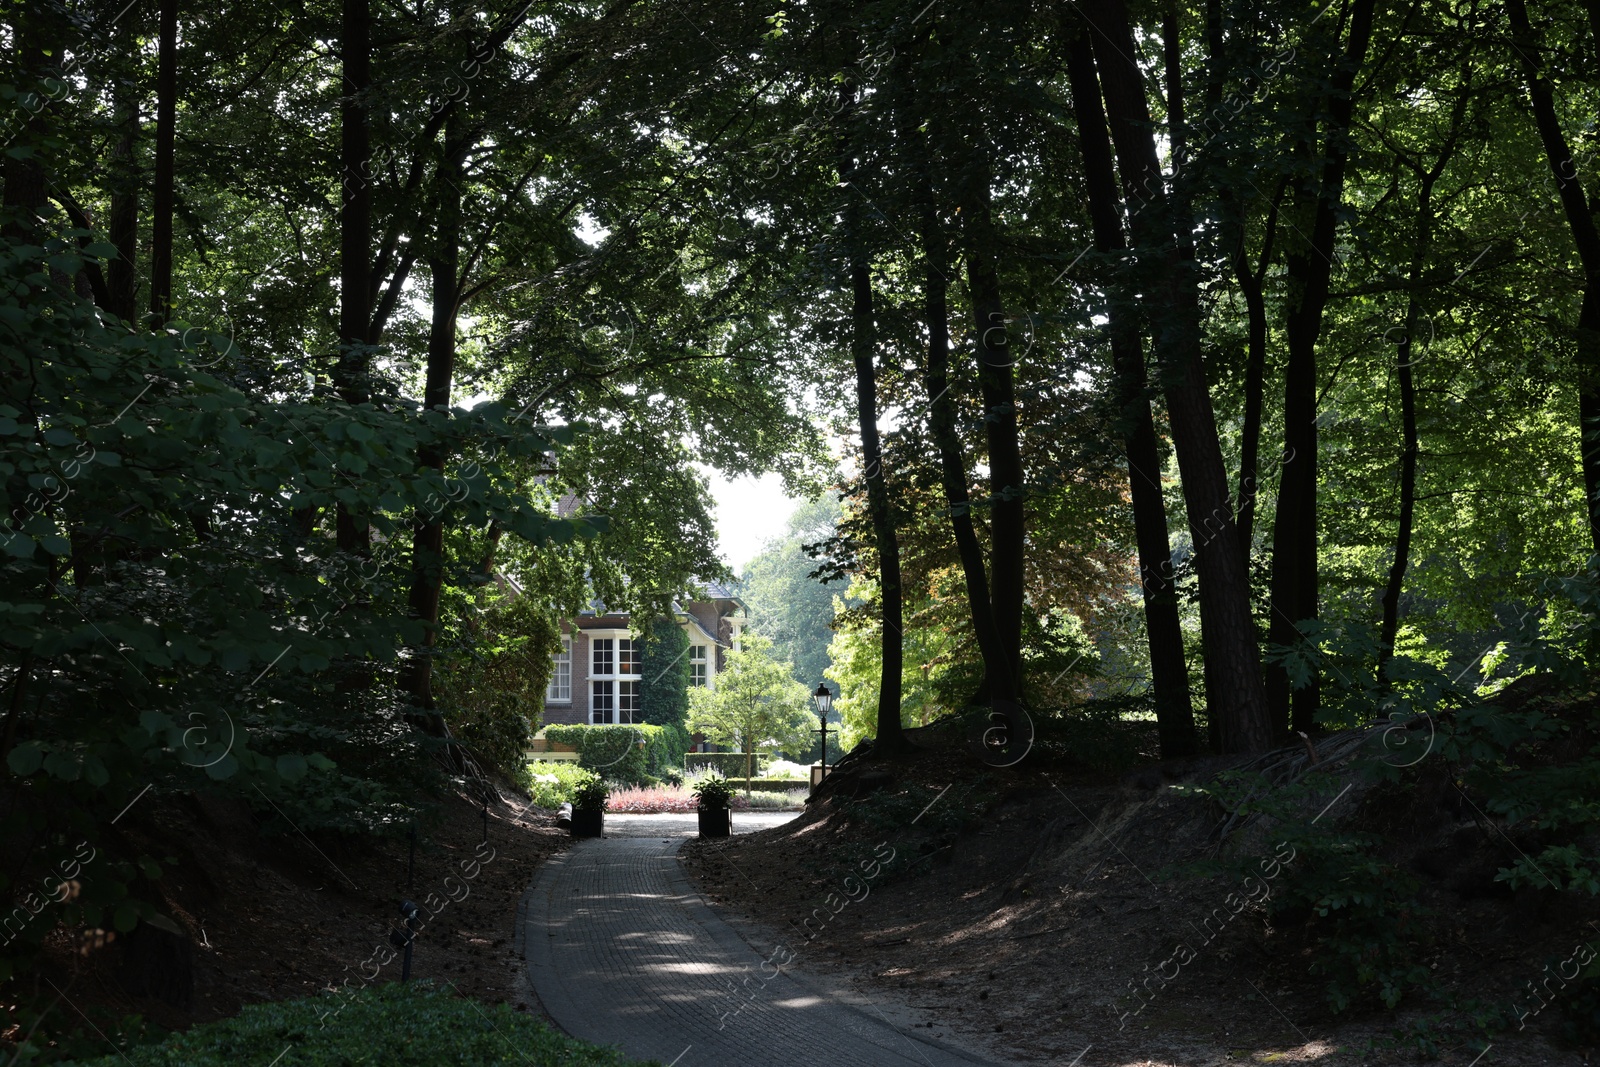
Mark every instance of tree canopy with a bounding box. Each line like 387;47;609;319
9;0;1600;1017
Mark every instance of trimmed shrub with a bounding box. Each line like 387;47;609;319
68;982;654;1065
543;723;674;785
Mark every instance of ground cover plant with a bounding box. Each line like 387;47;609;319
66;982;657;1066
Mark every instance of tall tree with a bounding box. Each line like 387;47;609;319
839;69;907;755
1065;26;1197;758
401;111;464;738
959;151;1027;702
899;47;1011;715
1266;0;1378;736
1079;0;1272;753
1506;0;1600;559
335;0;373;555
149;0;176;322
1375;83;1470;672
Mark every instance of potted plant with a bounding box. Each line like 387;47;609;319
570;777;609;838
693;775;734;838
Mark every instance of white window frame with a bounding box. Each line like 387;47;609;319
689;644;708;687
588;630;642;725
547;635;571;703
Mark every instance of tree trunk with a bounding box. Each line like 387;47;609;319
839;80;906;755
108;66;140;325
1507;0;1600;559
1377;281;1422;674
959;160;1026;701
402;117;462;741
336;0;373;555
1081;0;1272;753
149;0;176;323
1266;0;1377;737
1232;185;1283;563
1065;28;1196;758
915;155;1007;705
3;17;48;240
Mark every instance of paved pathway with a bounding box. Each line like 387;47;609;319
519;814;1003;1067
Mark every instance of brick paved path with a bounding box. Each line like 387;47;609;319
519;820;1003;1067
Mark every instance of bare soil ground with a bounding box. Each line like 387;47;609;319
682;728;1595;1067
5;783;569;1059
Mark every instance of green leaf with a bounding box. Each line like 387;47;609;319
275;754;308;782
204;753;239;781
113;900;140;932
83;755;109;787
7;741;44;775
43;750;81;781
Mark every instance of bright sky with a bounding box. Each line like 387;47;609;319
706;470;805;575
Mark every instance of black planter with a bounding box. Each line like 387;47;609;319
570;807;604;838
697;806;731;839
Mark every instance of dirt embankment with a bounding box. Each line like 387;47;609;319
6;784;568;1058
682;732;1591;1067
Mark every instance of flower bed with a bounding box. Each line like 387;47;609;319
606;783;808;813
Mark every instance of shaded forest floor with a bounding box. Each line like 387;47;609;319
682;708;1596;1067
4;783;568;1060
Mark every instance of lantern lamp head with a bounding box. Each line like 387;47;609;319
812;683;833;721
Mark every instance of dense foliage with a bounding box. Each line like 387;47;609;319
11;0;1600;1049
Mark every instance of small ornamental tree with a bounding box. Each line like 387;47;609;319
686;634;813;791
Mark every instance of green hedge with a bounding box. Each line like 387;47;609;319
685;752;768;778
67;982;656;1065
543;724;673;785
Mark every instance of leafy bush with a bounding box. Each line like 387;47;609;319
1025;697;1150;772
436;594;560;780
1185;770;1435;1013
692;775;735;810
573;777;610;811
764;759;811;780
525;762;597;809
0;234;588;991
65;981;654;1065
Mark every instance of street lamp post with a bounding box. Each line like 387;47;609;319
812;683;833;787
